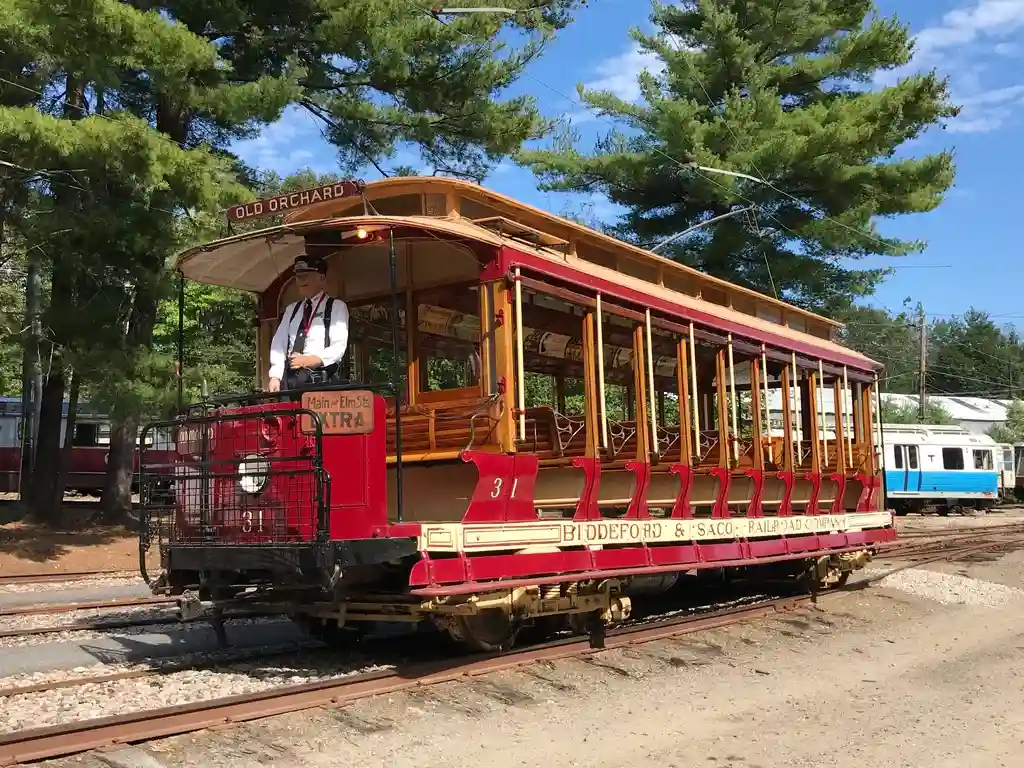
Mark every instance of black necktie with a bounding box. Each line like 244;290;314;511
291;299;313;354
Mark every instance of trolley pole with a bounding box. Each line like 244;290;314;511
917;308;927;423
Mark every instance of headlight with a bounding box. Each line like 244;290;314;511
238;454;270;495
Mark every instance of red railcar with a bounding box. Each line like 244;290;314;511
0;398;175;495
140;178;895;651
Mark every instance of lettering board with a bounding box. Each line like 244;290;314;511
301;390;375;435
228;180;364;222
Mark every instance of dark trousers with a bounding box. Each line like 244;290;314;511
283;363;343;391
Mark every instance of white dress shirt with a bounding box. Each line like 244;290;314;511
268;291;350;381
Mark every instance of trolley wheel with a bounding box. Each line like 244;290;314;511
448;608;520;653
799;560;851;591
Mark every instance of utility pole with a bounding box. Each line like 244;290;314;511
19;254;41;499
917;307;927;423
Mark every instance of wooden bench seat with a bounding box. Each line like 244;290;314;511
519;406;587;459
385;397;498;459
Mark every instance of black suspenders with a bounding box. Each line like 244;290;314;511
287;297;334;349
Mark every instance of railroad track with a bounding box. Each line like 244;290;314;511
2;526;1023;765
0;594;809;765
0;636;328;699
0;605;280;640
895;521;1024;540
0;596;173;619
0;571;134;587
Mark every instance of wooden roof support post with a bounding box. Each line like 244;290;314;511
780;365;795;473
749;358;764;470
490;279;517;452
596;295;608;451
406;288;418;406
632;325;651;461
727;334;739;464
832;378;846;474
645;309;659;463
513;267;526;442
871;375;882;476
818;359;828;469
761;345;773;465
715;348;729;469
807;366;821;475
688;323;701;459
676;337;694;466
843;366;854;468
791;353;803;447
581;311;600;458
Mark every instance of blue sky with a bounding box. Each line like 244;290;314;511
233;0;1024;325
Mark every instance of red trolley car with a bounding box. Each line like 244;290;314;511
140;177;894;651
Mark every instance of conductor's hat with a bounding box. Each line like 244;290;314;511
293;254;328;275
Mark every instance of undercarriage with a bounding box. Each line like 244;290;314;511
155;542;873;653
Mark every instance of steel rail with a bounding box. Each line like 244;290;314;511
0;639;325;699
0;570;134;586
3;528;1023;764
0;595;808;766
0;597;173;619
0;608;277;639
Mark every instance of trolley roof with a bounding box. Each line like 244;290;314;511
175;177;878;370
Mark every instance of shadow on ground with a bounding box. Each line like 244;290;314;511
0;519;135;563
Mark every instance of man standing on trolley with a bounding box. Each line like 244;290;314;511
267;254;350;392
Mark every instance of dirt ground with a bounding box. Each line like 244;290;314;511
0;518;154;577
40;531;1024;768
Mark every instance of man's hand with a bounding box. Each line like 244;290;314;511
267;377;281;393
288;353;322;369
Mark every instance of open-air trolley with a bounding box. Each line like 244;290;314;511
138;177;895;651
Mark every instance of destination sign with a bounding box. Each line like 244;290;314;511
228;180;365;222
301;390;375;435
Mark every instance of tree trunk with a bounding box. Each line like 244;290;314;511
29;74;85;527
29;369;67;525
100;417;138;525
100;286;158;524
55;369;80;500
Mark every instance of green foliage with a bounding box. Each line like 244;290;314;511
928;310;1024;399
879;398;955;426
989;401;1024;444
154;0;585;179
835;301;920;394
837;303;1024;402
520;0;958;311
152;281;257;406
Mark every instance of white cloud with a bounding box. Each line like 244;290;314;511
947;84;1024;132
871;0;1024;134
583;42;665;103
959;83;1024;105
232;106;336;175
916;0;1024;60
875;0;1024;86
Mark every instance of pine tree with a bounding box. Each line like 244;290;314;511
159;0;583;179
521;0;958;311
0;0;287;523
835;303;919;394
3;0;585;523
928;310;1024;398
